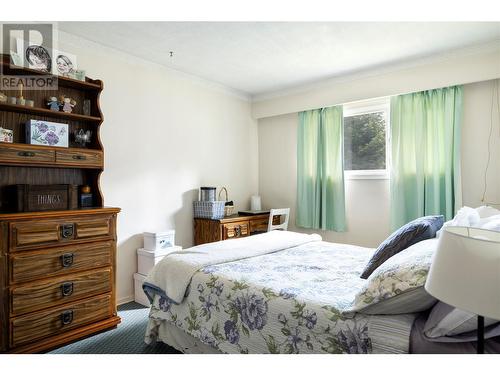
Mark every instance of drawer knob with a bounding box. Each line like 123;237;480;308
61;253;74;268
61;282;74;296
61;310;74;325
72;155;87;160
60;224;74;239
17;151;35;157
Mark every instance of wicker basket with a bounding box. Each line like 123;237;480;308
193;200;225;219
218;187;234;217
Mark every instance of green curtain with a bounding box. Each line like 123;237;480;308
297;106;346;231
390;85;463;230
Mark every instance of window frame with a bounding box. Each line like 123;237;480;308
343;97;391;180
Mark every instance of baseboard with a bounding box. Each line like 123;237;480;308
117;295;135;306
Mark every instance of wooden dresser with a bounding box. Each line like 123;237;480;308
194;213;279;245
0;208;120;353
0;55;120;353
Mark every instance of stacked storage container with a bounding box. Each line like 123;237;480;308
134;230;181;306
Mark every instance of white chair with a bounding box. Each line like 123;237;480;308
267;208;290;232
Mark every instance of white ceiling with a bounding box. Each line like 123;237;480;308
58;22;500;97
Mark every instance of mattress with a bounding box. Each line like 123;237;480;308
145;240;417;353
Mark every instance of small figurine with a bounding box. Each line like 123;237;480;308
0;92;7;102
62;97;75;113
47;96;59;111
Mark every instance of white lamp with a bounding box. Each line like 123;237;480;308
425;226;500;354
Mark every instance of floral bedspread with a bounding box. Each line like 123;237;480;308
146;241;415;354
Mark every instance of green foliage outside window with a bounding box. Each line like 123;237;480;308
344;112;386;170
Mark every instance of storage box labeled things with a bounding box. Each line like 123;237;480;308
137;246;182;276
10;184;78;212
143;230;175;251
26;120;69;148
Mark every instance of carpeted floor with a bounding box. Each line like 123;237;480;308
49;302;181;354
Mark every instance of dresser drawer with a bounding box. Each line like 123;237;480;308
10;241;114;284
10;220;61;249
11;268;112;316
0;144;55;165
222;222;249;240
10;294;112;347
75;216;113;240
55;149;103;168
9;215;114;251
249;218;269;233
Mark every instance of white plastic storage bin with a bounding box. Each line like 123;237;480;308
137;246;182;276
134;273;150;307
143;230;175;251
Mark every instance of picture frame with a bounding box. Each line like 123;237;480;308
26;120;69;148
16;38;52;73
53;50;78;77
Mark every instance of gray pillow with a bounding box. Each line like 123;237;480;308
424;302;500;340
360;215;444;279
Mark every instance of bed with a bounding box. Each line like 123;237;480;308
142;228;500;354
143;231;419;353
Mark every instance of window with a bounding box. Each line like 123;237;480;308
343;98;390;179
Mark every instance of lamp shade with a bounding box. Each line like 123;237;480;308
425;226;500;320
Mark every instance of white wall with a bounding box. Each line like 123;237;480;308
57;32;258;304
258;79;500;248
253;43;500;119
462;79;500;207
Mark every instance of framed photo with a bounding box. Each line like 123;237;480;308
16;38;52;73
53;50;77;77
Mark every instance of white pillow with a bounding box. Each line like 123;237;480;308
452;206;480;226
438;206;500;237
424;301;499;338
476;205;500;219
478;214;500;232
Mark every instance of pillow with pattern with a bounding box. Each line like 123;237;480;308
348;239;438;315
360;215;444;279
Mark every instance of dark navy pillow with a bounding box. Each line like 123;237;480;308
360;215;444;279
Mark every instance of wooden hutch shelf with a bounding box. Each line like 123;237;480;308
0;54;120;353
0;102;102;122
0;143;103;169
0;57;102;91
